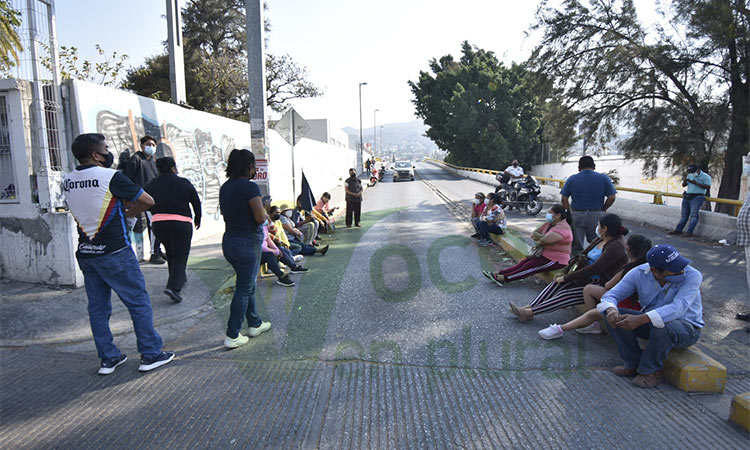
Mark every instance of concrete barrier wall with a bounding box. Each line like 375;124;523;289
427;160;739;243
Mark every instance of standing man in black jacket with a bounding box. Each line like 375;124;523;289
120;135;165;264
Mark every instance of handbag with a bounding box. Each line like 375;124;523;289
528;245;544;258
564;254;588;274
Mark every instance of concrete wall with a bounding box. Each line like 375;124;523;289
427;160;739;243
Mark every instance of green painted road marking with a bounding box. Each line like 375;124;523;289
370;243;423;303
427;235;478;294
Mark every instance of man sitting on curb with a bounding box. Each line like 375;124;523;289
597;244;703;388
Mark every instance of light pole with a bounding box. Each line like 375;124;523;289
358;82;367;174
373;109;379;156
379;126;384;153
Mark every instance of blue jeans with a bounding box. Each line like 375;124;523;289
477;221;505;240
261;250;296;278
471;217;481;234
289;237;316;255
675;195;705;234
222;234;263;338
77;248;163;360
605;308;701;374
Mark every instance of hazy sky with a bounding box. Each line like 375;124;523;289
55;0;659;130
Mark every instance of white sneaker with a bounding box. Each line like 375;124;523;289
248;322;272;337
574;321;602;335
224;334;250;349
538;324;564;340
293;255;303;263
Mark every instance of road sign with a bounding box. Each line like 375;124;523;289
272;108;310;146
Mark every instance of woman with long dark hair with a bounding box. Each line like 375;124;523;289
219;149;271;349
144;157;201;303
538;234;652;339
483;204;572;285
510;213;629;321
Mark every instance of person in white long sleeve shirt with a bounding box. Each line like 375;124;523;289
597;244;703;388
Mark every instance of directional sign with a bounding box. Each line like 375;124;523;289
272;108;310;146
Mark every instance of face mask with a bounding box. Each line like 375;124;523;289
595;226;602;238
262;219;269;227
664;273;686;283
272;214;280;221
512;163;518;167
472;199;479;205
98;152;114;168
283;210;293;218
545;212;555;222
143;145;156;156
484;198;490;205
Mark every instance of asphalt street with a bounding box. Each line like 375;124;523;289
1;163;748;449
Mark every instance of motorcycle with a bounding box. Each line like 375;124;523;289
369;168;378;187
494;172;543;216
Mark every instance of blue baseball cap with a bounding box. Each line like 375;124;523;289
647;244;690;272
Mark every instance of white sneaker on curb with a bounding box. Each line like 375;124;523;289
538;324;564;340
293;255;303;263
224;334;250;349
248;322;272;337
574;321;602;335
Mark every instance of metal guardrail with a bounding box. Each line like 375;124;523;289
425;158;744;216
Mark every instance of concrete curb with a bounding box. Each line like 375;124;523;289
730;392;750;432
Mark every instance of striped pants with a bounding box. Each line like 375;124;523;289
497;257;565;282
528;280;586;314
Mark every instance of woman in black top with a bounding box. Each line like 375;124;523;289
218;149;271;349
144;157;201;303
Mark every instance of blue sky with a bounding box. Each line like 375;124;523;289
55;0;659;130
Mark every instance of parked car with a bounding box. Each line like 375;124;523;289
392;161;415;182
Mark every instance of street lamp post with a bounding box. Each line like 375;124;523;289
373;109;379;156
379;125;384;153
358;82;367;174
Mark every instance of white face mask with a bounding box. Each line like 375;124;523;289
143;145;156;156
472;199;480;205
484;198;490;205
283;210;293;218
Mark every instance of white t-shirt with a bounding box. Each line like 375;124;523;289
505;165;524;180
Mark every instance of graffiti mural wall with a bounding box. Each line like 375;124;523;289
68;80;258;222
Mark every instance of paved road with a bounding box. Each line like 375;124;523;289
1;164;748;449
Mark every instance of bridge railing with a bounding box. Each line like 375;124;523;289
424;158;744;216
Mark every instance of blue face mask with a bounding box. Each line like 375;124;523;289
595;226;602;238
545;212;555;222
664;274;686;283
144;145;156;156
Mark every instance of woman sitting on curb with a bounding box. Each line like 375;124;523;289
476;193;507;247
509;213;629;321
538;234;652;339
483;204;572;286
261;221;308;287
470;192;487;238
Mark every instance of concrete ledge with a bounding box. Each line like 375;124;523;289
662;347;727;393
488;230;560;284
729;392;750;432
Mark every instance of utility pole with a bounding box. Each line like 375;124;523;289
166;0;186;105
358;82;367;174
245;0;269;193
373;109;379;156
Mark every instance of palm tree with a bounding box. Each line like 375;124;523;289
0;1;23;71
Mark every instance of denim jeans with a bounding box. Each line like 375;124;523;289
77;248;163;360
471;217;481;234
222;233;263;338
477;221;505;240
289;237;316;255
605;308;701;374
675;195;705;234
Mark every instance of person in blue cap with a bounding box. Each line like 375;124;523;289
596;244;703;388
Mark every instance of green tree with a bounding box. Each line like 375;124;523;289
123;0;321;120
41;44;129;87
409;41;543;170
528;0;748;210
0;0;23;71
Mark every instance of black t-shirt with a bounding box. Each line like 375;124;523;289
144;173;202;225
345;176;363;202
219;178;263;238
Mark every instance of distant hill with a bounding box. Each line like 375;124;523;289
342;119;439;160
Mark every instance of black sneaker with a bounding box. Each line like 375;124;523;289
471;233;481;239
164;289;182;303
149;254;166;265
138;351;175;372
276;275;295;287
319;245;330;256
98;354;127;375
290;266;309;274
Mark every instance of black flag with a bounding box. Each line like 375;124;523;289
299;171;316;212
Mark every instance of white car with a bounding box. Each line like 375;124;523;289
392;161;415;182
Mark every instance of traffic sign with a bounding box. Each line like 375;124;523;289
272;108;310;146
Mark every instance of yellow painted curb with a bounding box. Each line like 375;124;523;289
662;347;726;393
489;231;561;284
730;392;750;432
